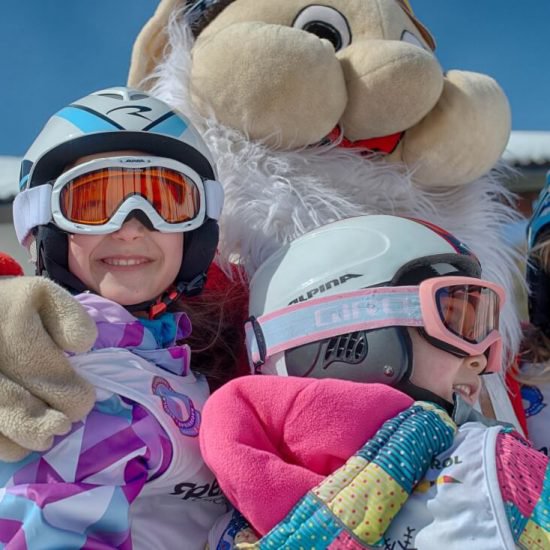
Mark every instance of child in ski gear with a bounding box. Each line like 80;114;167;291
521;171;550;456
201;215;550;549
0;89;435;550
5;87;229;550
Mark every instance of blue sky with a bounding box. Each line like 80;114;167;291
1;1;548;156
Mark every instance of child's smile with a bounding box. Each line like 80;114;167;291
409;328;485;406
100;256;153;267
69;217;183;307
63;151;185;309
452;380;481;405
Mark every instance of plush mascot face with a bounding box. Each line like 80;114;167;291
127;0;522;362
130;0;511;187
193;0;439;144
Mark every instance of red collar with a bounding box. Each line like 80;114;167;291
325;126;404;154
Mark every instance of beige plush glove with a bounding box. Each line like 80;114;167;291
0;277;97;461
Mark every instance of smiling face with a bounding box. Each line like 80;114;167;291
65;151;184;307
408;328;486;405
68;220;183;307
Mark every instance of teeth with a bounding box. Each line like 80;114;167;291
103;258;148;266
453;384;472;397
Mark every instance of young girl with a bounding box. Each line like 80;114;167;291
521;172;550;456
201;215;550;549
6;87;237;549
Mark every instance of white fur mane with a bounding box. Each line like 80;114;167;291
146;11;525;363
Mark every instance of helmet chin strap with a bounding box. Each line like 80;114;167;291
451;392;515;429
397;378;515;429
127;273;207;319
395;379;453;415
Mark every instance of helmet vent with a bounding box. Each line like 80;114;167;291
130;93;149;100
324;331;368;364
97;93;124;100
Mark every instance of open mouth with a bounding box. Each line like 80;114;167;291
452;383;478;404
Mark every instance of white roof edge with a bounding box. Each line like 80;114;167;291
0;156;20;201
503;130;550;166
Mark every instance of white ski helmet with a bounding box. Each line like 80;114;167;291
14;87;223;306
248;215;482;398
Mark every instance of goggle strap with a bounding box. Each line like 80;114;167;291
204;179;224;221
13;185;53;246
245;288;424;367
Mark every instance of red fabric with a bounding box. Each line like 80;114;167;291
0;253;23;277
203;261;250;377
200;376;413;535
326;126;404;154
204;261;247;294
506;360;529;437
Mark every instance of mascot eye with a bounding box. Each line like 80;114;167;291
401;30;426;50
293;5;352;51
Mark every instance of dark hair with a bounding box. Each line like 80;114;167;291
521;324;550;363
520;236;550;383
173;265;250;391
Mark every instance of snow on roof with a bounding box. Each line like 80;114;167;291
0;156;20;202
503;131;550;168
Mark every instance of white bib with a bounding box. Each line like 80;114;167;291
382;423;515;550
73;349;228;550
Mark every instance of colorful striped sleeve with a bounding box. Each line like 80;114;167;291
0;391;171;549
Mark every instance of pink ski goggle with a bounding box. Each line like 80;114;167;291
245;276;505;374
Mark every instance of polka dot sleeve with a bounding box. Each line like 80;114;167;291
496;430;550;549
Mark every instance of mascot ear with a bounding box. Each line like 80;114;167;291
128;0;185;87
0;252;24;278
396;0;436;50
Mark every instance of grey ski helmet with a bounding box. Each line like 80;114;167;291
248;215;481;402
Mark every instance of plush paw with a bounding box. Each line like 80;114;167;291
0;277;97;459
0;374;73;461
190;21;347;147
398;70;511;187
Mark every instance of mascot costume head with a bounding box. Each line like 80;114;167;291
126;0;522;365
